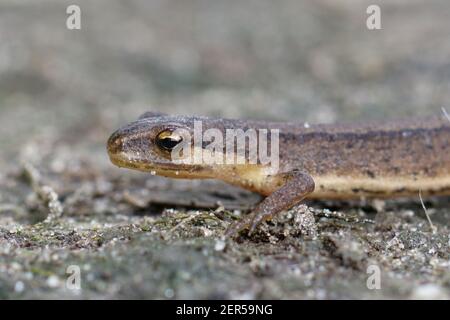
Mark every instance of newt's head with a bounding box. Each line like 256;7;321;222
108;112;278;191
107;112;215;178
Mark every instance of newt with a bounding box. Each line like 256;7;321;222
107;112;450;236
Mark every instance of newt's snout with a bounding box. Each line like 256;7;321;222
107;129;129;169
107;130;124;156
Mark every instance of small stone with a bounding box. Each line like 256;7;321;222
411;284;447;300
371;199;385;212
214;239;226;251
14;281;25;293
47;275;60;288
292;206;317;239
164;288;174;298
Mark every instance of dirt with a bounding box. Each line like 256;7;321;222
0;0;449;299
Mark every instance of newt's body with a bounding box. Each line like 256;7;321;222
107;112;450;236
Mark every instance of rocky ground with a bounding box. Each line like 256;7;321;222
0;0;449;299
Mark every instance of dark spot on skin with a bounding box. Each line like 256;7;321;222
365;170;375;178
189;166;205;172
351;188;387;195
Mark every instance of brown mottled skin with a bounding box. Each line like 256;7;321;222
107;112;450;236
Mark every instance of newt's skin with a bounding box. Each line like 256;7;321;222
107;112;450;236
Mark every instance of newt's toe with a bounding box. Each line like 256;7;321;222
224;216;252;238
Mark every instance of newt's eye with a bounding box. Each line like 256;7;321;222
156;130;183;152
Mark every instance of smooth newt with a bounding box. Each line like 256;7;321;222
107;112;450;236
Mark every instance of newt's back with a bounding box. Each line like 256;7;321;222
277;116;450;198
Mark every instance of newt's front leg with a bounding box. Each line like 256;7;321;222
225;170;315;237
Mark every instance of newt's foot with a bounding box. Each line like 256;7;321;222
224;171;314;238
224;212;272;238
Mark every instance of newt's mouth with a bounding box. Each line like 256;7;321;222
107;149;213;179
108;151;176;171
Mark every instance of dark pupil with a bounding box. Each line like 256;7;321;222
157;136;181;151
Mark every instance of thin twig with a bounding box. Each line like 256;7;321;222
22;162;63;222
166;211;203;236
442;107;450;122
418;189;436;234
